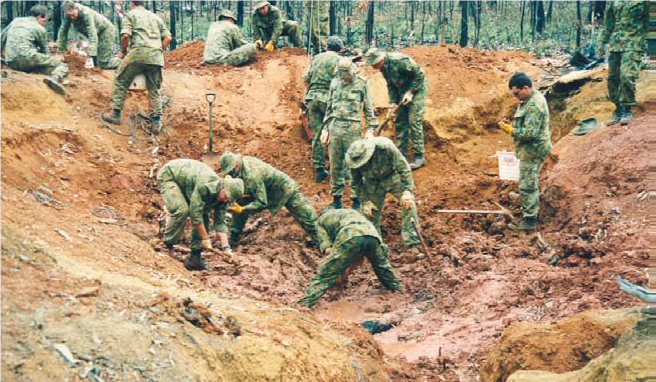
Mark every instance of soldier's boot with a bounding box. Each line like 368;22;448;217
331;196;342;209
607;105;623;126
315;168;329;183
351;198;360;210
151;116;162;134
101;109;121;125
44;76;66;95
508;217;537;231
620;106;632;126
184;250;208;271
410;154;425;170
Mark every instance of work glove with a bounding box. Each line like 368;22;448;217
200;238;213;251
255;40;264;50
362;200;378;218
364;130;374;139
498;121;513;134
320;129;329;145
401;92;414;106
400;190;414;210
265;41;275;52
228;204;244;214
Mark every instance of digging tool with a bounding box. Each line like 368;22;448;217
202;92;219;164
411;219;435;266
374;104;399;136
436;202;511;216
299;101;312;142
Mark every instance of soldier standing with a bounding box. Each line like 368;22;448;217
57;1;121;69
1;5;68;94
599;1;648;126
100;1;171;133
203;10;257;66
364;48;428;170
252;1;302;52
321;57;378;209
302;36;343;183
298;207;402;309
304;0;329;55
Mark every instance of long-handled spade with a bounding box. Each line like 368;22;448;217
201;92;219;164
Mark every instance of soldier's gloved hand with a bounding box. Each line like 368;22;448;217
400;191;415;210
362;201;378;218
265;41;275;52
401;92;414;105
498;121;512;134
255;40;264;50
320;129;329;145
200;238;213;250
228;204;244;214
364;130;374;139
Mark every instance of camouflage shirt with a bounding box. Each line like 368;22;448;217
1;17;49;63
601;1;649;52
316;208;382;253
511;89;552;160
380;52;427;104
302;51;341;103
203;20;248;63
234;156;299;215
160;159;228;232
323;75;377;132
57;4;114;56
252;5;284;43
351;137;414;197
121;5;170;66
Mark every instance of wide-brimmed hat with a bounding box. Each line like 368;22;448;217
219;9;237;22
364;48;385;66
254;1;270;11
345;139;375;169
219;151;242;175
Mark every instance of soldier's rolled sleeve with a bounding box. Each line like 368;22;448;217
189;188;206;225
363;81;378;132
316;223;333;253
512;105;544;142
83;13;99;56
57;18;71;52
212;204;228;233
393;148;414;191
271;8;283;42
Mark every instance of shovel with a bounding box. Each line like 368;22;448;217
202;92;220;164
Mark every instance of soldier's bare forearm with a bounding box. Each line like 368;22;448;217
120;34;130;53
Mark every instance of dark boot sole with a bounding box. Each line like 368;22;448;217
44;78;65;95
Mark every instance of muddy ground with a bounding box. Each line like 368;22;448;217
1;44;651;381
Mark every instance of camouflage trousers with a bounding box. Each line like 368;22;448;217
298;235;401;308
608;51;642;107
394;82;427;156
205;43;256;66
307;98;327;170
305;0;328;54
230;189;319;243
8;54;69;80
359;176;420;248
260;20;302;47
96;25;121;69
518;156;544;220
329;120;360;197
157;171;209;251
110;61;163;117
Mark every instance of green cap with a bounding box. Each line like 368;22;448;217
222;175;244;202
335;57;355;79
364;48;385;66
218;151;241;175
345;139;375;169
254;1;269;11
219;9;237;21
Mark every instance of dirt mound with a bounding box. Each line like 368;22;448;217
63;51;102;76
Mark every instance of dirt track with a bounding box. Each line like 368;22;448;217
1;45;651;381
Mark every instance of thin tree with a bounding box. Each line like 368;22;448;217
170;1;177;49
420;1;427;43
459;0;468;47
536;0;545;33
53;1;62;41
576;1;582;48
329;1;336;35
365;1;374;48
520;0;525;42
237;1;244;26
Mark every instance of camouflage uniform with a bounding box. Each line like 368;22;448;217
57;4;121;69
298;208;401;308
302;50;341;172
203;20;256;66
109;5;170;117
350;137;420;248
157;159;231;251
1;16;69;79
511;89;552;221
252;4;302;47
304;1;328;54
323;72;377;198
601;1;648;107
380;53;428;157
221;155;318;243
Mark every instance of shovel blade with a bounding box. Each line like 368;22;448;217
201;152;220;167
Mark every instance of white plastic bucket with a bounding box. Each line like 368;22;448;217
496;151;520;181
129;74;146;91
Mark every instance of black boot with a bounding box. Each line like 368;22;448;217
331;196;342;209
410;154;425;170
44;76;66;95
620;106;632;126
184;250;207;271
151;116;161;134
607;105;623;126
351;198;360;210
101;109;121;125
508;217;537;231
315;168;328;183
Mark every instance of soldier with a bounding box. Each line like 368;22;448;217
252;1;302;52
304;0;328;55
302;36;343;183
298;207;402;309
157;159;244;271
57;1;121;69
500;73;552;231
100;1;171;133
203;10;257;66
346;137;422;254
364;48;429;170
599;1;648;126
1;5;69;95
321;57;378;209
218;152;319;244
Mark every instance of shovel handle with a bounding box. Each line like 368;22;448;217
205;92;216;105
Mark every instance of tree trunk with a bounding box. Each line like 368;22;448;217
6;1;14;24
169;1;177;49
536;0;545;33
420;1;427;43
365;2;374;48
459;0;468;47
329;1;336;35
546;1;553;24
237;1;244;27
410;1;415;31
53;1;62;41
180;1;184;43
592;1;605;23
576;1;582;48
520;0;525;42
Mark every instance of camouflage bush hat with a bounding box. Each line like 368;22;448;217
345;139;375;169
335;57;356;79
219;9;237;22
364;48;385;66
218;151;242;175
222;176;244;202
326;36;344;52
254;1;270;11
